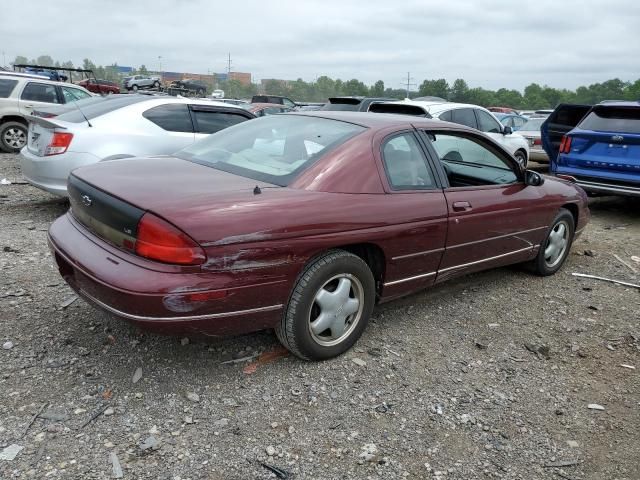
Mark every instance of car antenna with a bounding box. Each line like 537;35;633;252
69;97;92;128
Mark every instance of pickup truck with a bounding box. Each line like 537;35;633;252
122;75;161;91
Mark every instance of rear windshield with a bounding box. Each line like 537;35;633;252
56;94;150;122
0;79;18;98
176;115;366;186
521;118;545;131
578;106;640;134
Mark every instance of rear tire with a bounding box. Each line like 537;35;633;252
275;250;375;361
0;121;28;153
153;81;160;88
527;208;575;276
514;150;527;168
131;84;138;92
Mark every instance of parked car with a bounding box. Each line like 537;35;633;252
320;96;396;112
19;95;256;196
251;95;297;108
242;103;293;116
77;78;120;95
369;100;530;166
517;117;548;163
171;79;208;96
24;67;67;82
216;98;249;106
122;75;161;91
210;89;225;99
48;111;589;360
0;73;93;152
488;107;518;114
494;113;528;131
542;101;640;196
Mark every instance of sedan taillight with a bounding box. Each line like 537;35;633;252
45;132;73;156
135;213;206;266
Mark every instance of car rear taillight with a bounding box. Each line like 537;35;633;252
135;213;206;266
45;132;73;156
533;138;542;146
559;135;572;154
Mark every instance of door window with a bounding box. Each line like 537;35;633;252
451;108;477;129
381;133;436;190
142;104;194;132
475;110;502;133
513;117;527;130
0;79;18;98
282;98;296;108
21;82;60;103
191;110;249;134
428;133;517;186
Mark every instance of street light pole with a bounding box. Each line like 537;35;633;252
158;55;162;81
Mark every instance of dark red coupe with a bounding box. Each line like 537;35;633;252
49;112;589;360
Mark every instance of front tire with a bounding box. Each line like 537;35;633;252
528;208;575;276
0;121;28;153
131;84;138;92
153;81;160;88
276;250;375;361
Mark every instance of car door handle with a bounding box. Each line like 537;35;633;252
452;201;472;212
24;104;34;109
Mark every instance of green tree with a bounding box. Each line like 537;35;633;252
36;55;54;66
450;79;469;102
370;80;385;97
13;55;29;66
418;78;449;99
343;79;368;96
138;64;149;75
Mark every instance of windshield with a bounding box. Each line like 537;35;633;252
176;115;366;186
578;106;640;134
520;118;545;131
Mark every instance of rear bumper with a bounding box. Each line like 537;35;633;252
20;148;100;196
574;178;640;197
48;213;287;336
529;149;549;163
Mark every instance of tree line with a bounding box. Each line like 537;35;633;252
12;55;640;108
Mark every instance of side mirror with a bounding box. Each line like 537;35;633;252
524;169;545;187
503;126;513;135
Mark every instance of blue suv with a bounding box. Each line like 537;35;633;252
542;101;640;196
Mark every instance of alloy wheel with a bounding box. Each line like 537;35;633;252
307;274;364;347
3;127;26;150
544;220;569;268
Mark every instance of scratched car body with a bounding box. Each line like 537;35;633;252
48;112;590;360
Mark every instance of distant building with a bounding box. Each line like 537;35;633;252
117;66;133;73
229;72;251;85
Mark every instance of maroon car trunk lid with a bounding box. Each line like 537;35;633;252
71;156;281;245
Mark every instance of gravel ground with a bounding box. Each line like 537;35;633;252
0;152;638;480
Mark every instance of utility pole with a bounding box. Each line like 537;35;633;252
403;72;416;99
227;53;232;76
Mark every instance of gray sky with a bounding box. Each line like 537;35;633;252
2;0;638;91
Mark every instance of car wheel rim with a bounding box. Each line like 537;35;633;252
544;220;569;268
3;128;26;149
308;274;364;347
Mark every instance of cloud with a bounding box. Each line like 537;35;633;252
1;0;638;91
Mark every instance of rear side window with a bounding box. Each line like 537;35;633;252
57;95;150;123
382;133;436;190
438;110;453;122
578;107;640;134
452;108;477;129
143;104;193;132
21;82;60;104
192;110;248;134
0;79;18;98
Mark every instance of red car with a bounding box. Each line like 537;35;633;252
48;112;589;360
77;78;120;95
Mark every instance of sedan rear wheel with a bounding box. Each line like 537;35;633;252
0;122;27;153
527;208;575;276
514;150;527;168
276;250;375;360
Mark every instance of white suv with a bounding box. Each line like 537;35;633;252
0;73;93;152
370;100;530;166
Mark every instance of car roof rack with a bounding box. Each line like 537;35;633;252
12;64;97;83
